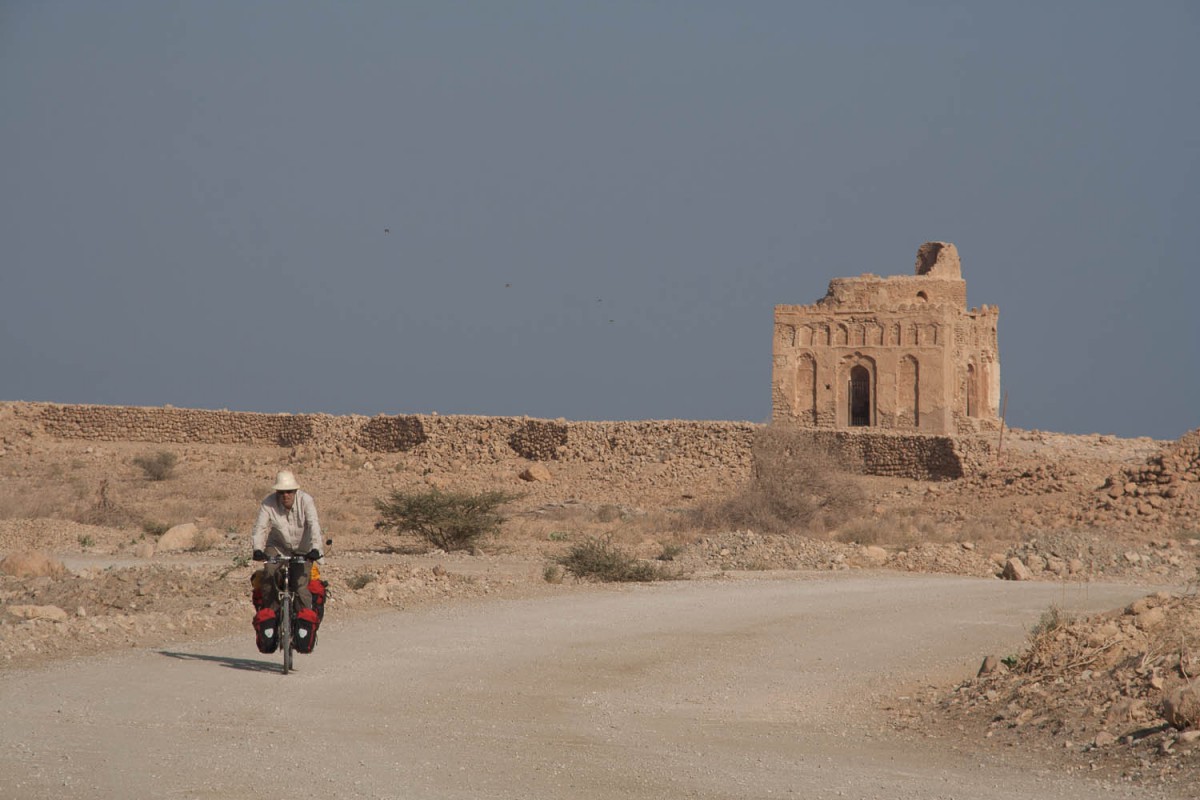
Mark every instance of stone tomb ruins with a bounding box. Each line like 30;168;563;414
772;242;1001;435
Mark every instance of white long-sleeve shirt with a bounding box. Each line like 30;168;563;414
251;490;323;557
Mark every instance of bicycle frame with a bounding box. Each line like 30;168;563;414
265;554;309;675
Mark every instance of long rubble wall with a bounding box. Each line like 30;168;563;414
6;402;988;480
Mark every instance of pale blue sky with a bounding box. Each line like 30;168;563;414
2;2;1197;439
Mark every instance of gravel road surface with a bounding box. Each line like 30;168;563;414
0;572;1176;799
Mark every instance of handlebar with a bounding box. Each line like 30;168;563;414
265;553;318;565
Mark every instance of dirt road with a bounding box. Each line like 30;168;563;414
0;572;1179;800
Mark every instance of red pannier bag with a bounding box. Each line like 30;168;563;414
309;579;328;623
253;608;278;654
250;568;266;610
293;608;320;654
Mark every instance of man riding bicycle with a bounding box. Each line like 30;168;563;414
250;470;325;653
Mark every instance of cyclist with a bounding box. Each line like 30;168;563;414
250;470;324;653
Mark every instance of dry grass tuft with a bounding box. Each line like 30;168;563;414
133;451;178;481
687;426;866;535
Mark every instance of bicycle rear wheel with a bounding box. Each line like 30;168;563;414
280;594;293;675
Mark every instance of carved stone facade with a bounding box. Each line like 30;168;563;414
772;242;1001;435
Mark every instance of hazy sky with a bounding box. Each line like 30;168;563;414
3;2;1197;439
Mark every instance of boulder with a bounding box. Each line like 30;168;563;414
519;464;553;482
858;545;888;566
6;604;68;622
135;541;156;559
1140;604;1173;630
977;655;1007;677
1164;685;1200;730
156;523;199;552
1001;557;1032;581
0;550;66;578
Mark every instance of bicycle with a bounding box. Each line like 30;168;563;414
262;553;319;675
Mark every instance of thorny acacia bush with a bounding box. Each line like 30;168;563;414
374;488;520;552
689;426;866;534
556;535;668;582
133;450;178;481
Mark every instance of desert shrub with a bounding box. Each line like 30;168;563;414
656;542;684;561
595;504;624;523
189;529;221;552
133;451;178;481
76;479;140;527
690;426;865;534
374;488;520;552
833;517;891;545
833;510;941;546
1029;604;1072;638
542;563;564;583
557;535;665;582
142;520;170;536
346;572;375;591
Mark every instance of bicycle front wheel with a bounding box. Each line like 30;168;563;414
280;594;293;675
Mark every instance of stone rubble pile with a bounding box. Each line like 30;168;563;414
1001;533;1189;581
674;530;860;573
956;462;1077;500
919;592;1200;784
1095;428;1200;526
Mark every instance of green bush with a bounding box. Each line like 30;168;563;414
374;488;520;552
557;535;665;582
133;451;178;481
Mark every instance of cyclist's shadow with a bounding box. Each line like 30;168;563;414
157;650;286;673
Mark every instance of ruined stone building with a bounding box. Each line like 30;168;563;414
772;242;1001;435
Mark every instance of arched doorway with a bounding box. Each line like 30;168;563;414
849;365;871;426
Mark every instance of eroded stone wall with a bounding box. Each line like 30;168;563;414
8;402;989;480
784;428;992;481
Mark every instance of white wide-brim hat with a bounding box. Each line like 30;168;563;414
272;470;300;492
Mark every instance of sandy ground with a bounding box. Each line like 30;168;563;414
0;570;1182;800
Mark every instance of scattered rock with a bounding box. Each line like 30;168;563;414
519;464;553;482
0;550;66;578
1165;686;1200;731
1001;557;1031;581
977;655;1007;676
156;523;198;552
6;604;68;622
858;545;888;566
